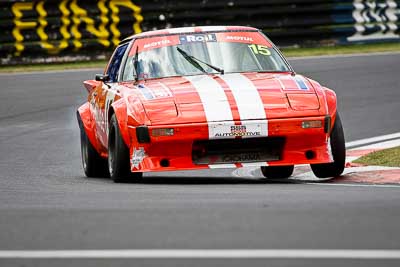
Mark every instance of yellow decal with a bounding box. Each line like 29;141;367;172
248;44;271;56
11;2;37;56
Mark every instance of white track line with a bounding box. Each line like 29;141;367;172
1;249;400;259
305;183;400;188
350;139;400;150
346;132;400;148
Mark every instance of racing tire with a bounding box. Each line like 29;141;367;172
108;114;143;183
311;113;345;178
260;165;294;179
78;114;109;178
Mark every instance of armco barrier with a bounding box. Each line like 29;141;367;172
0;0;399;64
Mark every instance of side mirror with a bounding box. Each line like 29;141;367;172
95;74;110;82
83;80;100;93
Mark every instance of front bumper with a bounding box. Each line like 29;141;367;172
127;116;332;172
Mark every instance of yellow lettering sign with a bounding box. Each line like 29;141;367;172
109;0;143;46
36;0;70;54
70;0;110;49
11;2;37;56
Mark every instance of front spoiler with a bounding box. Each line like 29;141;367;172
127;116;332;172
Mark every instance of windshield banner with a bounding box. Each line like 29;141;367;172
130;32;272;55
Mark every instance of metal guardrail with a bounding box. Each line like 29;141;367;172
1;0;399;64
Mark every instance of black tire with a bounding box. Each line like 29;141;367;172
311;113;346;178
77;114;109;178
108;114;143;183
260;165;294;179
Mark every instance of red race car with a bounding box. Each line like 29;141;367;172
77;26;345;183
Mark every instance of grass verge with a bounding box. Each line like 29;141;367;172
281;42;400;58
354;146;400;167
1;42;400;73
0;60;107;73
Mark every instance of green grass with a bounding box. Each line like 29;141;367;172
354;146;400;167
0;60;107;73
281;42;400;57
1;42;400;73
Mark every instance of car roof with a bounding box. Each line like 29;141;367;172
121;26;259;44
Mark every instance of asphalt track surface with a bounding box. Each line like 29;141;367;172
0;53;399;267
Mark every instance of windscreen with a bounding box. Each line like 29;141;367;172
122;31;291;80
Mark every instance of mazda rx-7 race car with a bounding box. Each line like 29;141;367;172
77;26;345;183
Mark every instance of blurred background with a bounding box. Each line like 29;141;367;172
1;0;399;65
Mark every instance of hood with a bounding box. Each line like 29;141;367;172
134;73;321;125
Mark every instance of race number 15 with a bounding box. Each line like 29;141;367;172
248;44;271;56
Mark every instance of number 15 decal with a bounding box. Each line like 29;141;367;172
248;44;271;56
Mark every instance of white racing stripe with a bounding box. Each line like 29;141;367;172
185;75;233;122
1;249;400;259
219;73;268;138
219;73;267;121
185;75;233;135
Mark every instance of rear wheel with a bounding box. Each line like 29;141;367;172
108;114;143;183
78;114;109;178
311;113;345;178
261;165;294;179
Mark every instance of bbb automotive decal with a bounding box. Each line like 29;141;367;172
214;125;261;138
210;121;266;139
179;34;217;44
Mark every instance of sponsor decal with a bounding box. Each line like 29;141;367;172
143;39;171;49
214;125;261;137
210;122;265;139
137;83;172;100
226;36;254;42
131;147;146;168
179;33;217;44
104;89;115;135
294;76;309;90
216;32;271;46
137;84;154;100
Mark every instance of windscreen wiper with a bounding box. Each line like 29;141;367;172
177;47;224;75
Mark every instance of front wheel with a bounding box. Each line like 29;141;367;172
108;114;143;183
260;165;294;179
78;114;109;178
311;113;346;178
